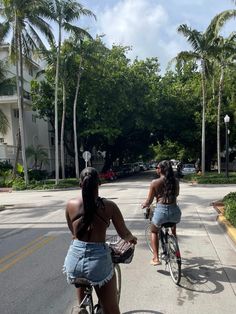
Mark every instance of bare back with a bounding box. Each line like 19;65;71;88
66;196;133;243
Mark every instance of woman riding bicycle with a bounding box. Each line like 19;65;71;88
63;167;137;314
142;160;181;266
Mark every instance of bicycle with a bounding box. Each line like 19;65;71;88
144;207;182;285
70;236;134;314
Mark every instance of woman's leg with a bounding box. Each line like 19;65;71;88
76;287;85;305
151;224;160;264
95;274;120;314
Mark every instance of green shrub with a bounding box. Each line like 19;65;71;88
223;192;236;202
224;198;236;228
12;177;27;190
28;169;48;181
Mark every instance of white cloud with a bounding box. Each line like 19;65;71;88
97;0;170;68
82;0;236;73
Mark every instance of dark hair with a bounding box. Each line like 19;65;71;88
76;167;100;238
158;160;176;202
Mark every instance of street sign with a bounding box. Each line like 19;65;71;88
82;151;91;161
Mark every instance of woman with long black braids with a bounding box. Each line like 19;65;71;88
142;160;181;265
63;167;137;314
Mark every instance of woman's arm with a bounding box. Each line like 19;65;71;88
111;202;137;244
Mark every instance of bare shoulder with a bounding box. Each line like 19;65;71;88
66;197;82;211
151;177;163;187
101;197;117;209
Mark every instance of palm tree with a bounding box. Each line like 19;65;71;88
176;9;236;174
46;0;95;184
0;0;54;184
26;145;48;169
212;34;236;173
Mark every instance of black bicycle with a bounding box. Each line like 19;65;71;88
145;207;182;285
70;236;134;314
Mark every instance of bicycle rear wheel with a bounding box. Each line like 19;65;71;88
114;264;121;303
145;223;153;253
167;235;181;285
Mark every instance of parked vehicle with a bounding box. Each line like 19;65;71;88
99;169;117;181
181;164;196;175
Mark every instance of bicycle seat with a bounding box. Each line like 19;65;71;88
73;277;91;287
161;222;176;228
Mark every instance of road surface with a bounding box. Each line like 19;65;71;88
0;171;236;313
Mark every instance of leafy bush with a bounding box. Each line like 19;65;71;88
183;172;236;184
224;198;236;228
12;177;27;190
0;160;13;171
28;169;48;181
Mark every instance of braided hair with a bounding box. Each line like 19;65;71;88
76;167;100;238
158;160;177;203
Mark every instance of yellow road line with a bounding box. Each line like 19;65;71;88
0;236;55;273
0;235;46;264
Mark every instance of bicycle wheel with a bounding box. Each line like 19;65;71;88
145;223;153;253
167;235;181;285
114;264;121;303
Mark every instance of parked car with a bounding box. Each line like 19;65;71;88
181;164;196;176
99;169;117;181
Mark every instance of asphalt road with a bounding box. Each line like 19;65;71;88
0;171;236;314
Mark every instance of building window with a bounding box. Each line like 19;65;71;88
32;114;36;123
0;138;4;143
13;109;19;118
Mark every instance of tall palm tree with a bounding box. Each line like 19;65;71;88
176;9;236;174
0;0;54;184
213;34;236;173
46;0;95;184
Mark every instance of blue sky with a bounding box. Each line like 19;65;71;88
75;0;236;72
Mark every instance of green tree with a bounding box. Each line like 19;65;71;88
26;145;48;170
0;0;54;184
46;0;95;183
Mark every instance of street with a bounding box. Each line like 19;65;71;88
0;171;236;314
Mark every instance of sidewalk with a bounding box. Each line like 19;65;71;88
212;200;236;245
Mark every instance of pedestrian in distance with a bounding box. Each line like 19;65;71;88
142;160;181;265
63;167;137;314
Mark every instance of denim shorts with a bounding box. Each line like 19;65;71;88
152;203;181;227
63;240;114;287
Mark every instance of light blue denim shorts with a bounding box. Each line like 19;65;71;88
152;203;181;227
63;240;114;287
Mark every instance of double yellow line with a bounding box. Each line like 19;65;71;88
0;235;56;273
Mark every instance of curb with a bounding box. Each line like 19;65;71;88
217;214;236;245
212;202;236;245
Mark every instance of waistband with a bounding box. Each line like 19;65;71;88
72;239;107;249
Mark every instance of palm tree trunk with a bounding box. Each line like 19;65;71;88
73;59;83;179
60;82;66;179
15;13;28;184
201;60;206;175
54;20;62;184
217;66;224;174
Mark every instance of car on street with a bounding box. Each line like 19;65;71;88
181;163;196;175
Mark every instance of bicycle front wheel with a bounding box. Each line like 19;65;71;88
167;235;181;285
145;223;153;253
114;264;121;303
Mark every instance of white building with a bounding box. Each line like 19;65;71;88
0;44;54;173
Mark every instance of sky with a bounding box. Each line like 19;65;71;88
75;0;236;73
